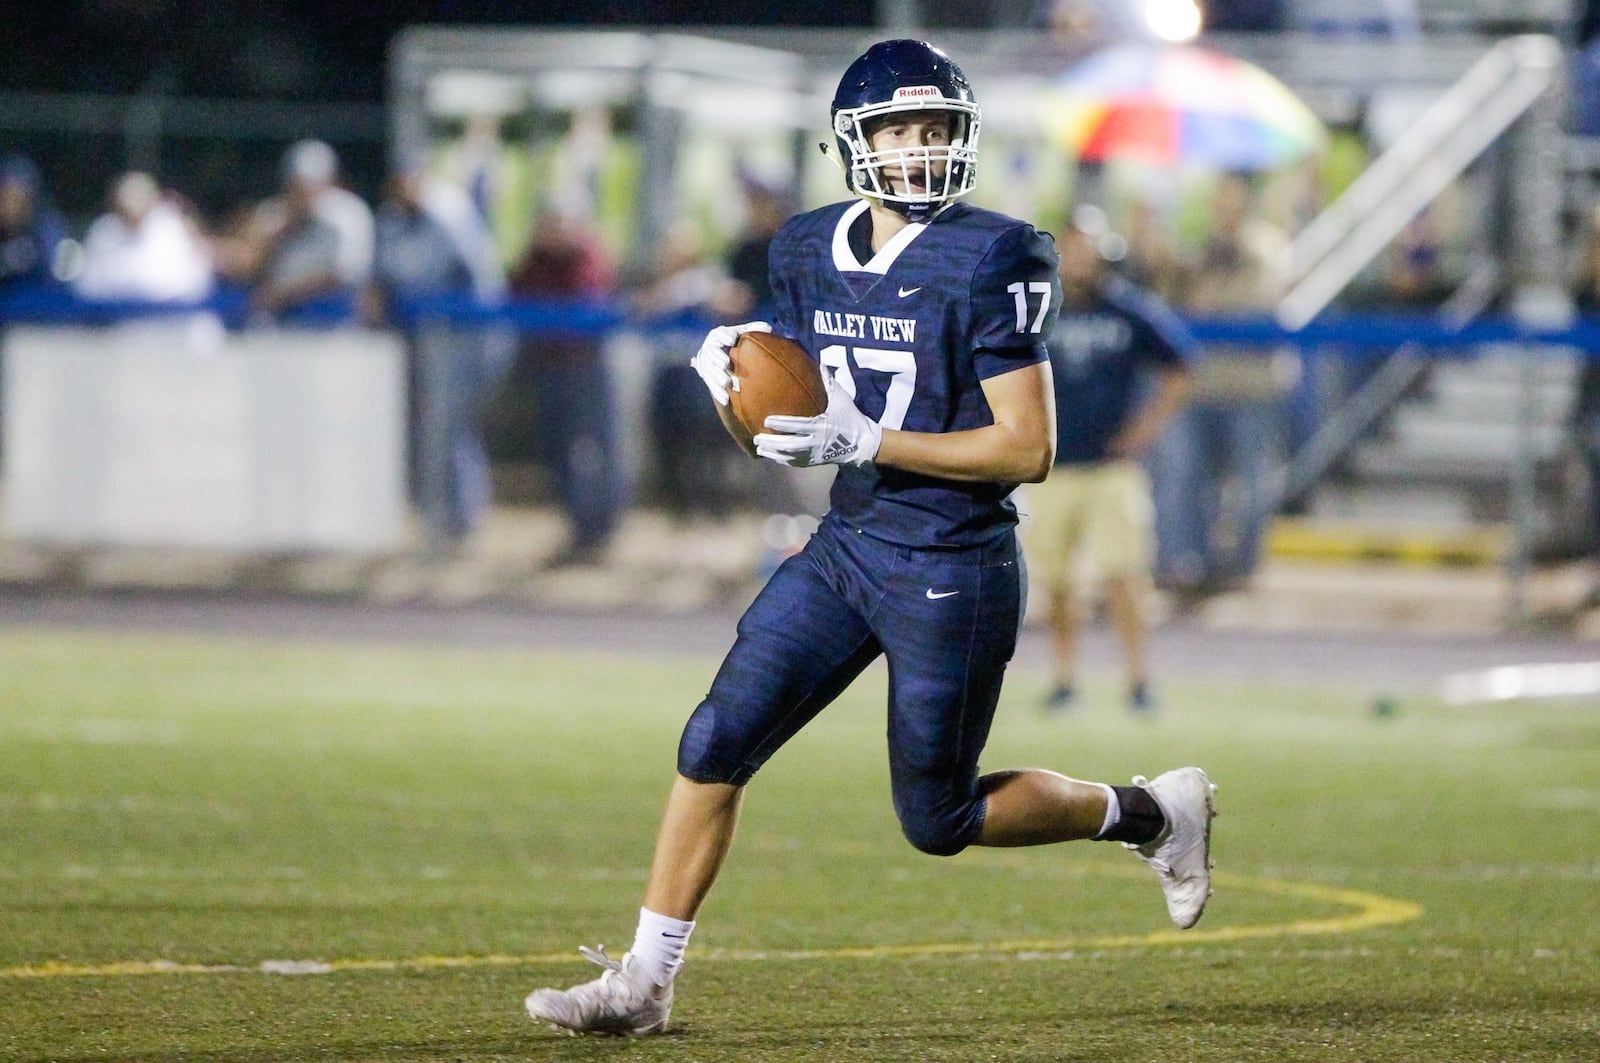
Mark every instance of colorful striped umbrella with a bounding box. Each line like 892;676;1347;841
1043;42;1325;171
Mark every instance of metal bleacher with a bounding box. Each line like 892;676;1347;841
1260;31;1582;584
1316;350;1582;550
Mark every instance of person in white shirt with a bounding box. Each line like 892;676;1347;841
76;172;213;304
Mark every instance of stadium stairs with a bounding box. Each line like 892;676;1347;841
1308;347;1584;551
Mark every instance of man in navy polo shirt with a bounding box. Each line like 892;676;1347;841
1025;206;1197;714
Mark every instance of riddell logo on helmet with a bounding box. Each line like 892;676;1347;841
893;86;944;100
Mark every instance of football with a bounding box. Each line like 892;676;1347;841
726;331;828;455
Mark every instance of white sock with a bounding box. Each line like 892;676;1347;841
1093;782;1121;840
629;907;695;987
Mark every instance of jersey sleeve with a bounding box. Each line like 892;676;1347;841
969;224;1061;381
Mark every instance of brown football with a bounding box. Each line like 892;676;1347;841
726;331;828;454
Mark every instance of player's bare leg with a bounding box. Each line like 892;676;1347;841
643;776;744;920
976;769;1107;844
525;776;742;1036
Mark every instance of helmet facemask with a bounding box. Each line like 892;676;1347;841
833;96;981;222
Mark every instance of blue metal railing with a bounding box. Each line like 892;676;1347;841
4;285;1599;351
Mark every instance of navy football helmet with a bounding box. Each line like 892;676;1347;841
830;39;981;222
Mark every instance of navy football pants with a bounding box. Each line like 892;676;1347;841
677;515;1024;856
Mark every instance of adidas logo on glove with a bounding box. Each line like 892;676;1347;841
821;439;859;464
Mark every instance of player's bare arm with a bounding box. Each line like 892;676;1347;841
875;359;1056;483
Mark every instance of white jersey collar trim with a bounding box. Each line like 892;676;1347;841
831;199;927;275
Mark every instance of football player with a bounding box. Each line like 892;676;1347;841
526;39;1216;1037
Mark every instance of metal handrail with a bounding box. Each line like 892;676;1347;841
1275;34;1560;330
1268;260;1501;514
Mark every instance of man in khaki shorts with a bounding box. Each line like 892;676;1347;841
1025;207;1196;713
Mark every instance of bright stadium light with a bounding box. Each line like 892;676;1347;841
1146;0;1202;42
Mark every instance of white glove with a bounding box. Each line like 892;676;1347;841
754;372;883;468
691;320;770;406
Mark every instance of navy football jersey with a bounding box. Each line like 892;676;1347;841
767;199;1060;549
1050;273;1199;465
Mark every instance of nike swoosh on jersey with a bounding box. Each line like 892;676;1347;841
925;589;959;600
897;286;922;298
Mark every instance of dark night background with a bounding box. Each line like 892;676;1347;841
0;3;888;222
0;2;1353;221
3;2;1291;102
4;3;877;101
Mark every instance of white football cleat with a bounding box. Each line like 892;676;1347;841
1127;767;1217;929
525;945;672;1036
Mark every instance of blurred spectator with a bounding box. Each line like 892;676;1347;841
220;140;373;322
633;218;744;519
250;175;344;321
1152;172;1293;597
1571;198;1600;606
77;171;220;350
365;160;512;550
715;173;814;517
1310;206;1451;446
1572;356;1600;607
1120;199;1188;304
444;114;506;224
1577;2;1600;137
77;172;213;304
508;206;623;568
0;153;68;295
1024;207;1196;715
279;139;373;292
720;168;793;321
1344;205;1450;389
1378;207;1450;309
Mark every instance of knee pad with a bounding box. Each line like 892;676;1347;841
893;784;982;857
675;700;758;786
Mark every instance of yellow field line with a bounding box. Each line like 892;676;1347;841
0;870;1420;980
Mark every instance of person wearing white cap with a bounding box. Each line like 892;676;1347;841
223;139;374;320
280;139;373;291
232;140;372;321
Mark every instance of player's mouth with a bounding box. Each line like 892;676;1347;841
888;166;937;196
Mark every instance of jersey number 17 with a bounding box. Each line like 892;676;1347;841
1007;281;1052;334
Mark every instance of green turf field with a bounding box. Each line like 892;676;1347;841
1;624;1596;1061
